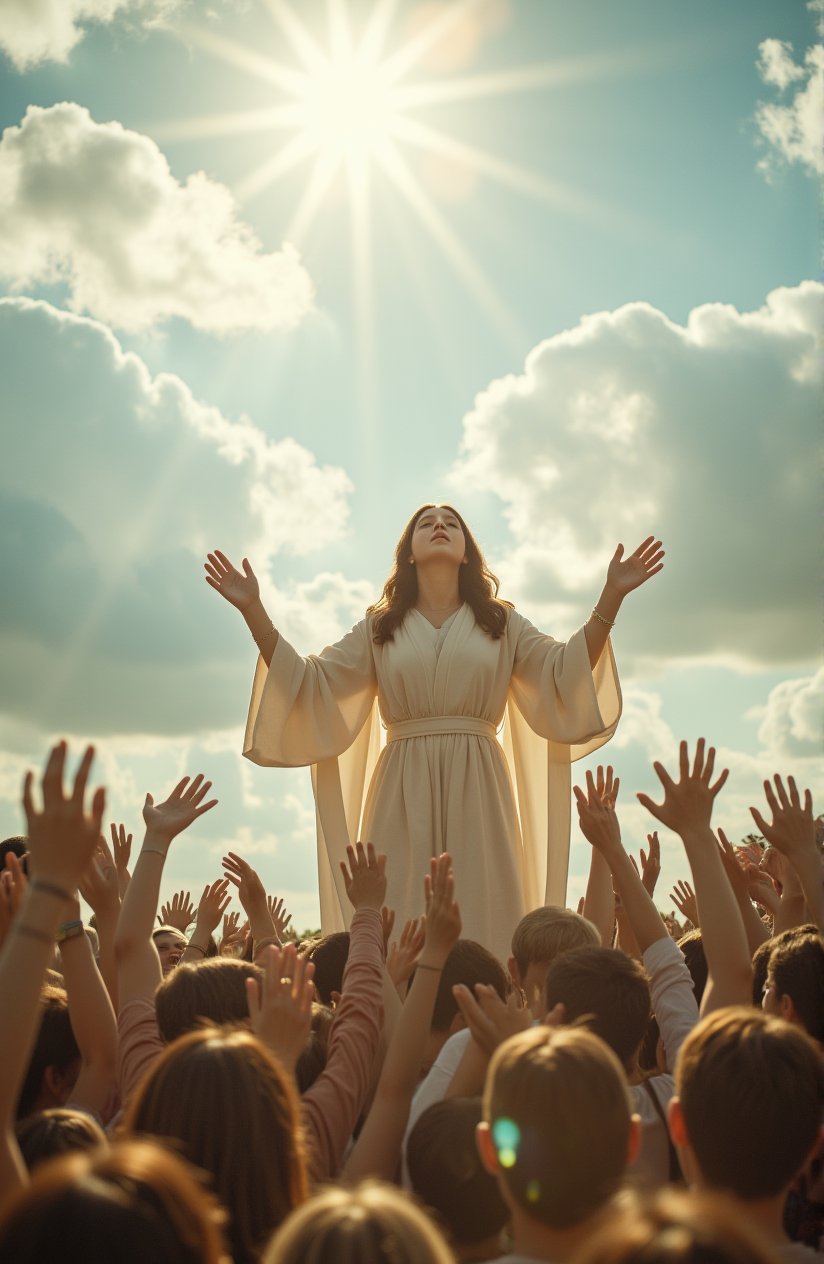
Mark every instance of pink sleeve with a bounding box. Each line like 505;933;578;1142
301;908;384;1180
117;999;164;1107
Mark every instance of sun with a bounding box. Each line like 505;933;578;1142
293;58;399;163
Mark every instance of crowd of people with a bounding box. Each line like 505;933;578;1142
0;735;821;1262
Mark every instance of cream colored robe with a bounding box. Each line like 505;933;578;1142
244;604;621;964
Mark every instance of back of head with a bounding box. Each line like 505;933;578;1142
17;986;80;1120
570;1187;782;1264
431;939;508;1032
154;956;261;1042
15;1108;105;1171
676;930;707;1006
751;923;817;1006
0;1138;227;1264
263;1180;454;1264
511;905;600;976
544;947;651;1069
407;1097;508;1247
675;1006;824;1199
768;931;824;1041
124;1026;307;1264
307;931;350;1005
484;1025;632;1229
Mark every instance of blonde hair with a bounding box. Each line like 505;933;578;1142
484;1025;632;1229
263;1180;455;1264
511;906;600;975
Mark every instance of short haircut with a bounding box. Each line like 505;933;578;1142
307;931;350;1005
677;930;708;1006
675;1007;824;1199
429;939;508;1032
483;1025;632;1229
154;957;261;1043
768;931;824;1041
544;947;651;1069
15;1108;105;1171
17;988;80;1120
511;905;600;976
407;1097;508;1245
751;923;817;1006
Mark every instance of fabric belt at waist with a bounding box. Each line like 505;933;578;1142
386;716;497;742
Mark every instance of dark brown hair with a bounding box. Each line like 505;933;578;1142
367;504;510;644
429;939;509;1033
15;1108;105;1171
154;957;262;1043
17;987;80;1120
675;1007;824;1199
124;1026;308;1264
544;947;651;1070
768;931;824;1041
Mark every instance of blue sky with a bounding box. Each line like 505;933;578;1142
0;0;820;930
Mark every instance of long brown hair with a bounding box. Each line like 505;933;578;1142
124;1027;308;1264
367;504;511;644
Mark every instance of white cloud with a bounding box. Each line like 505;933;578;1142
755;40;823;176
0;297;366;734
0;0;176;71
751;669;824;760
0;103;314;333
449;282;822;670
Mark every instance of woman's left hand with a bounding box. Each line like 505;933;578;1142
606;537;664;596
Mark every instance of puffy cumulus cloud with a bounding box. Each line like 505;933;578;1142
752;669;824;760
0;0;177;71
0;104;314;333
450;282;822;670
755;38;823;176
0;297;365;735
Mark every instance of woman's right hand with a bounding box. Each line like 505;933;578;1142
204;550;259;611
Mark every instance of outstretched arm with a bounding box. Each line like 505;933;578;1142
638;739;751;1013
0;743;104;1196
114;775;218;1008
750;775;822;931
584;537;664;669
204;551;279;667
58;893;117;1121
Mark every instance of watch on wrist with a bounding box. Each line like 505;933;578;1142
56;919;85;944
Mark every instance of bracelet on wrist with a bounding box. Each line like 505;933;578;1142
254;936;281;954
14;923;54;945
590;607;615;629
56;919;85;944
416;962;443;973
142;848;168;858
30;879;73;903
186;943;207;957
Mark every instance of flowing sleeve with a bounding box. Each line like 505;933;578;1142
243;619;377;767
502;611;622;908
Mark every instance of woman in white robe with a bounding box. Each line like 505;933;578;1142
205;507;663;963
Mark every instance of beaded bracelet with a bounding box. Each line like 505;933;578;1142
590;607;616;628
186;943;207;957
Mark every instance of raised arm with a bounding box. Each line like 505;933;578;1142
0;742;104;1195
78;836;122;1010
204;550;279;666
750;775;822;931
582;766;620;947
114;775;218;1008
181;879;231;963
221;852;278;951
345;853;462;1181
58;892;117;1121
716;829;770;954
638;739;751;1013
584;537;664;669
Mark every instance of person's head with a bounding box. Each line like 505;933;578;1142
17;987;81;1120
478;1025;637;1231
0;835;28;872
407;1097;508;1251
368;504;510;644
750;922;817;1007
262;1180;454;1264
676;929;708;1006
763;931;824;1041
431;939;509;1035
15;1108;106;1171
153;926;188;975
124;1026;307;1264
154;956;262;1043
295;1002;335;1093
544;947;651;1073
306;931;350;1005
0;1138;227;1264
569;1187;783;1264
509;906;600;1013
670;1007;824;1199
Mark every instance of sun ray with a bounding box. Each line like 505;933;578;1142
347;155;379;458
328;0;356;63
233;131;317;204
375;142;526;356
151;105;303;143
380;0;487;84
176;21;308;94
262;0;329;75
358;0;401;68
283;148;343;243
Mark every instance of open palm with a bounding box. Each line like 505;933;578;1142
607;537;665;596
143;774;218;841
204;550;259;611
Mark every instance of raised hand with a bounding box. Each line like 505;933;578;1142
204;550;259;612
387;916;426;992
381;906;396;955
670;878;699;927
267;893;292;942
159;889;194;932
0;853;27;948
193;879;231;936
639;832;661;897
340;841;387;911
246;942;315;1072
110;823;132;896
220;909;244;955
79;836;120;917
421;853;462;966
142;774;217;848
574;765;623;856
452;983;530;1056
606;537;665;597
637;739;728;836
750;775;815;863
23;742;105;895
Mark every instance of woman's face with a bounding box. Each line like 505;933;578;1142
154;931;187;974
409;506;466;570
